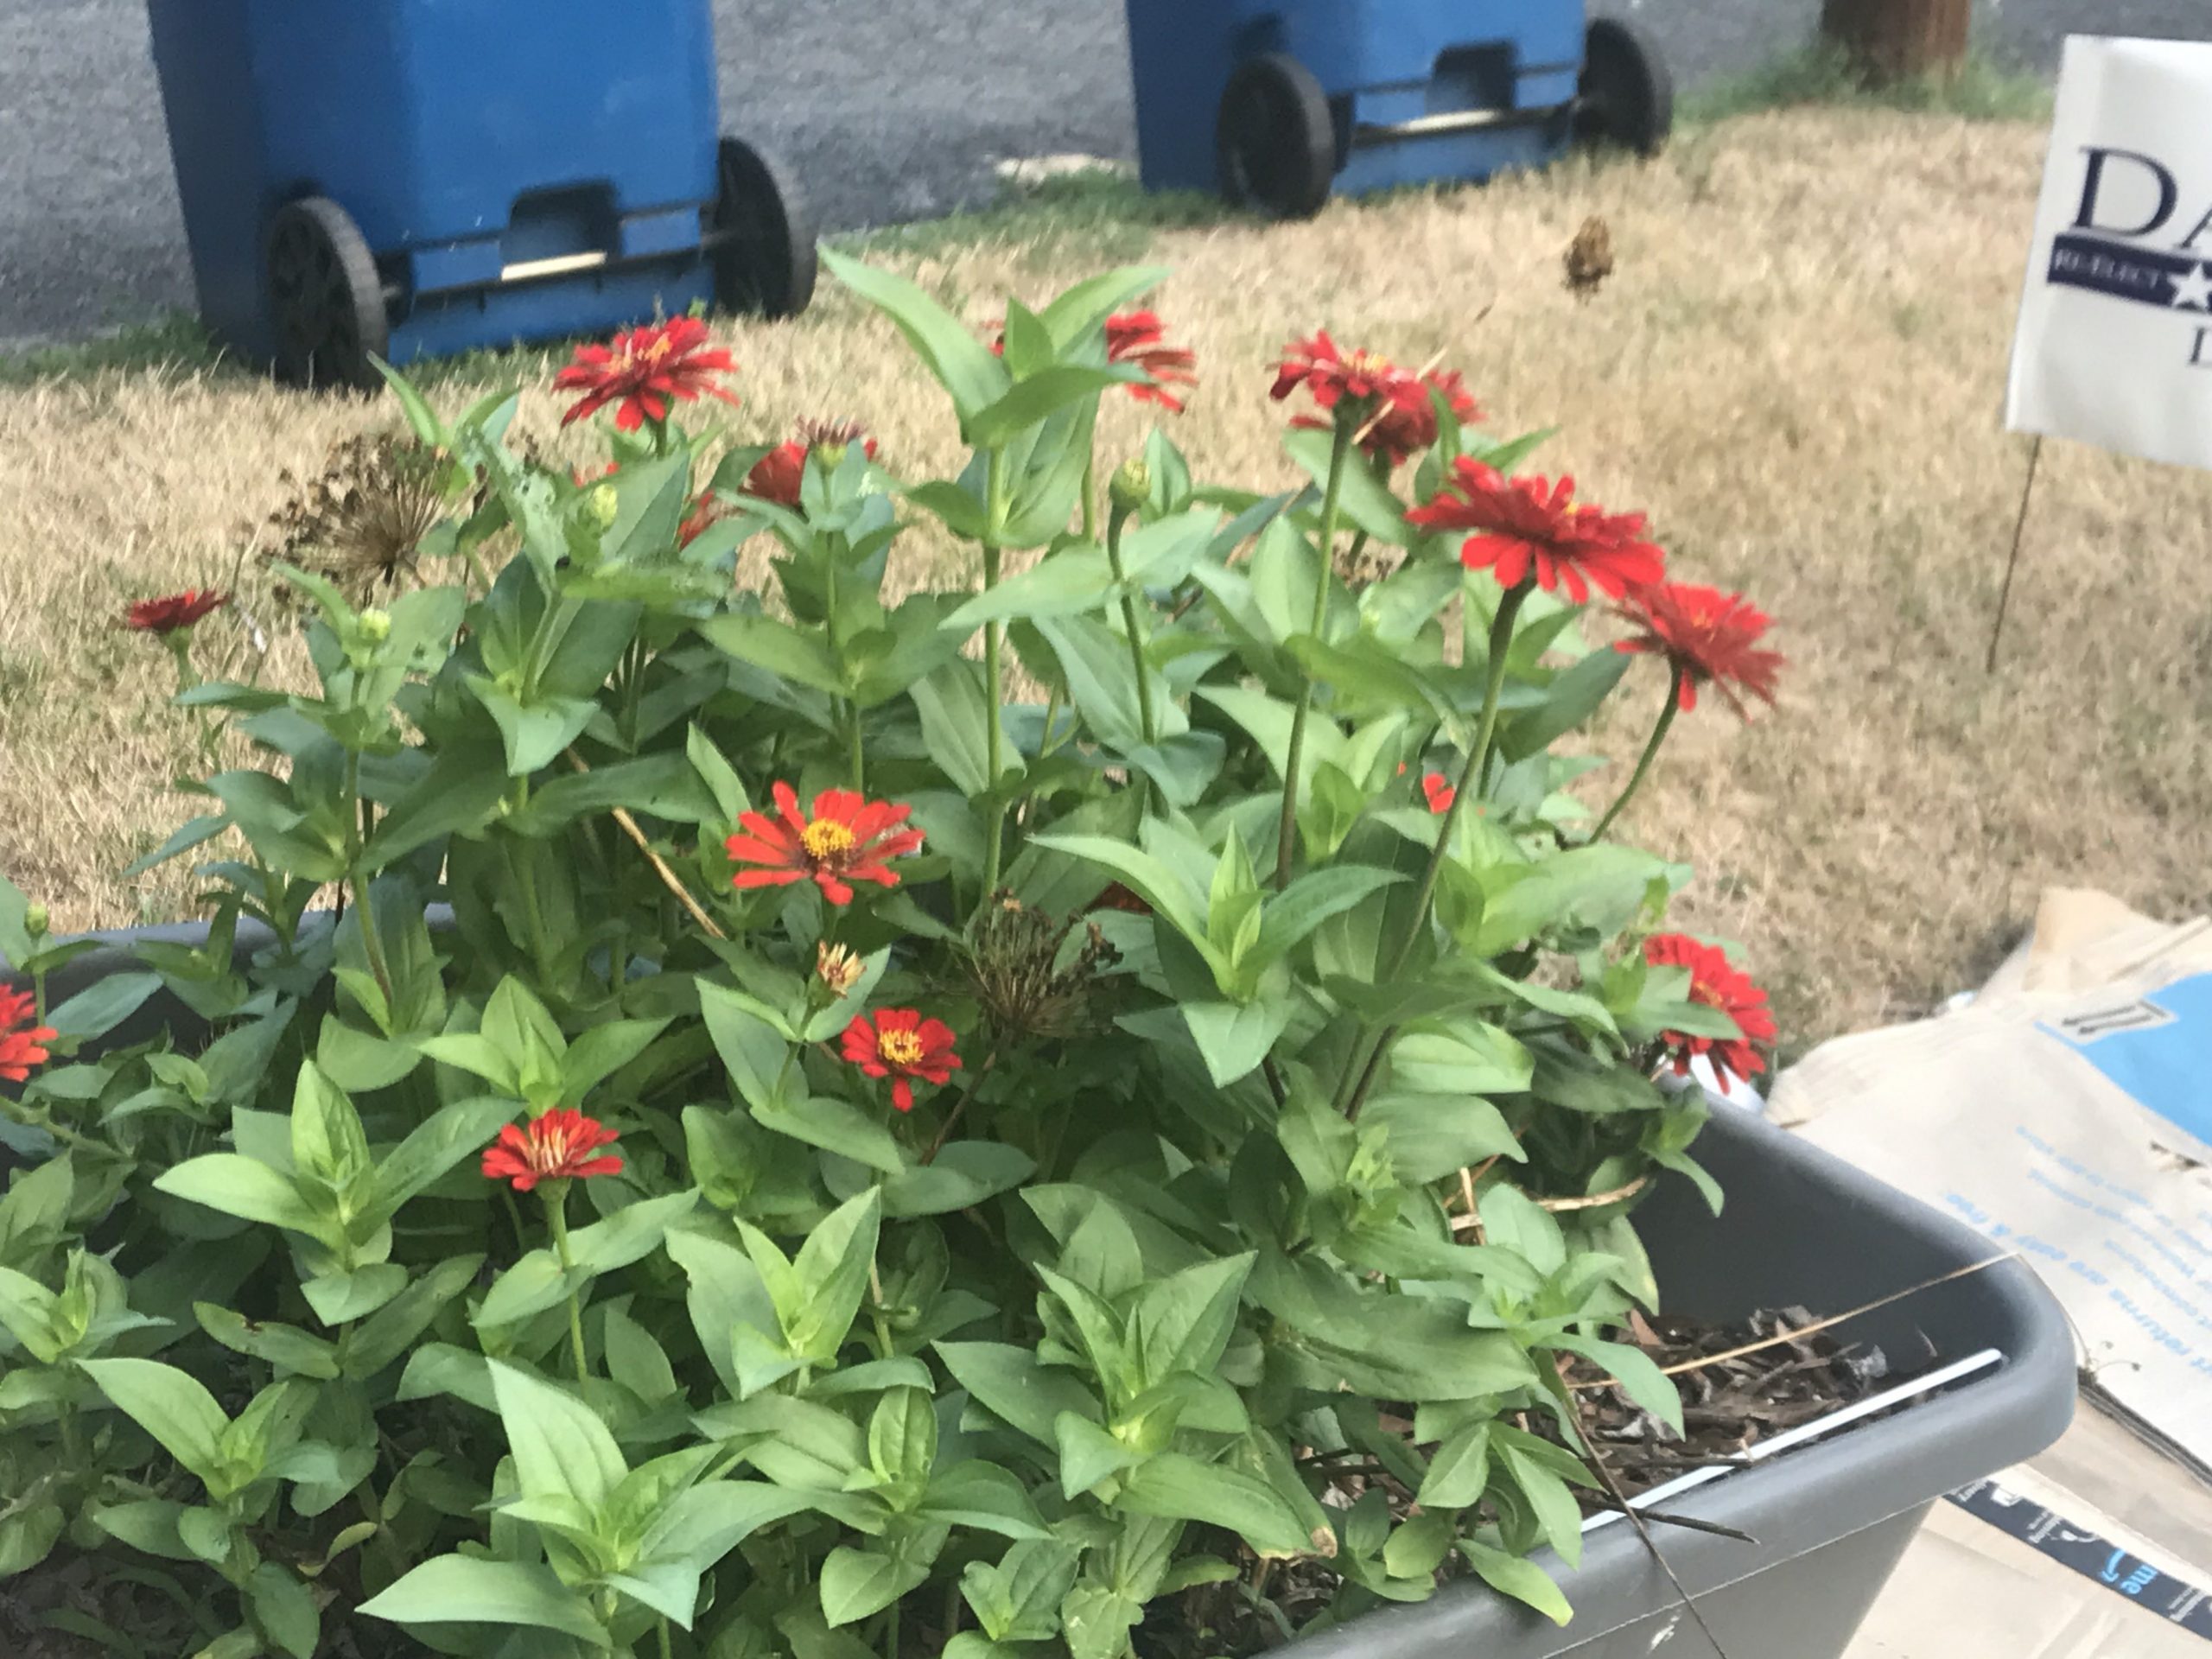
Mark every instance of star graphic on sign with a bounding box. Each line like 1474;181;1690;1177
2171;262;2212;310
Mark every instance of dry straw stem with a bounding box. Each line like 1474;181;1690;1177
1567;1249;2024;1392
7;110;2212;1052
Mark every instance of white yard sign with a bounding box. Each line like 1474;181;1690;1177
2007;36;2212;471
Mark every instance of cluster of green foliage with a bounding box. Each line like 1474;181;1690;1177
0;250;1749;1659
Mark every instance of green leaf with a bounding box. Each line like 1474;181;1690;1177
1032;613;1178;756
755;1093;906;1176
880;1142;1035;1218
936;1341;1103;1447
1054;1413;1141;1498
1255;867;1404;969
359;1555;609;1643
1179;995;1293;1088
1501;1443;1586;1568
1283;424;1411;547
1459;1538;1572;1624
301;1263;408;1325
1027;834;1211;962
911;660;1013;798
80;1358;229;1484
1416;1423;1491;1509
820;248;1008;419
922;1462;1050;1538
1499;646;1631;762
943;547;1116;632
341;1255;484;1378
1359;1093;1525;1183
821;1544;933;1626
789;1188;881;1359
1118;1453;1310;1556
489;1360;627;1513
1037;265;1169;349
696;611;849;695
687;724;751;822
46;972;162;1043
1547;1333;1684;1436
194;1305;340;1380
151;1155;326;1242
372;1096;518;1219
698;982;795;1115
464;677;599;777
247;1563;320;1659
967;366;1139;448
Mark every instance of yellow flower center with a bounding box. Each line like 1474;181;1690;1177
879;1029;926;1067
802;818;858;862
644;334;675;363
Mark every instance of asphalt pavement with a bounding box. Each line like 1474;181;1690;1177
0;0;2204;348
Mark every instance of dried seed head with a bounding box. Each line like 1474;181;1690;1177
257;431;456;602
966;892;1122;1042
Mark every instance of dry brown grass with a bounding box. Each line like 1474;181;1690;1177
4;107;2208;1052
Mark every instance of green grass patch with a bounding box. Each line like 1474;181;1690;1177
1682;43;2052;126
0;312;232;387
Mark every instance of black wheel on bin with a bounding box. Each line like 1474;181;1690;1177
1575;17;1673;156
264;196;387;391
713;137;817;321
1217;53;1335;219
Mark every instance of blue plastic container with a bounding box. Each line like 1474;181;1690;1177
143;0;723;372
1124;0;1588;203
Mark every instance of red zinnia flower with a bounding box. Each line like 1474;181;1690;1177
0;987;56;1084
1271;331;1430;423
125;590;228;635
1406;459;1665;603
1421;772;1457;814
725;781;925;906
480;1108;622;1192
742;420;880;508
554;316;739;433
1613;582;1784;717
1643;933;1777;1087
840;1008;961;1112
1106;311;1198;414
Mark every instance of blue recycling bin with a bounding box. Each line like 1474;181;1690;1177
1122;0;1670;218
143;0;815;388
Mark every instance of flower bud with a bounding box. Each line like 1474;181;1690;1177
816;942;864;998
586;483;620;531
1109;457;1151;514
357;608;391;644
811;440;849;473
23;904;47;938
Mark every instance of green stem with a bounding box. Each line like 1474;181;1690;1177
546;1188;589;1384
658;1617;675;1659
1384;581;1529;979
867;1259;896;1363
849;706;867;794
981;448;1008;899
343;751;395;1009
1588;670;1683;842
885;1599;900;1659
1275;417;1356;889
1080;452;1098;544
1104;504;1158;749
31;965;46;1025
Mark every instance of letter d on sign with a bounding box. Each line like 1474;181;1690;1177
2075;147;2178;238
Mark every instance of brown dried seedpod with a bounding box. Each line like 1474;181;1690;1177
1564;213;1615;299
257;430;458;601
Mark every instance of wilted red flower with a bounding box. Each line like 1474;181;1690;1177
742;421;880;508
125;590;229;635
725;781;925;906
0;988;56;1084
554;315;738;433
1643;933;1777;1087
480;1108;622;1192
1421;772;1457;814
1094;882;1152;915
840;1008;962;1112
744;441;807;507
1106;311;1198;413
1614;582;1784;718
1271;331;1429;423
1300;366;1484;470
1407;459;1665;603
677;494;725;548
